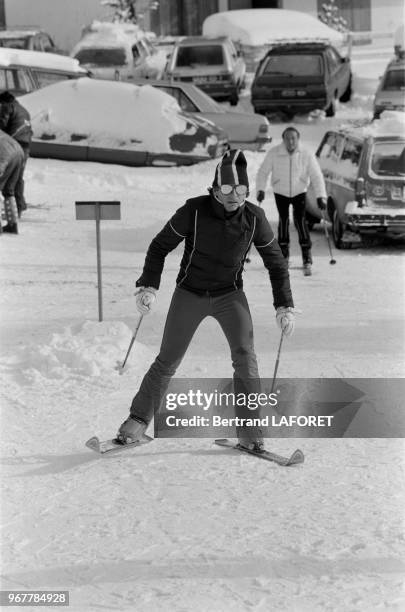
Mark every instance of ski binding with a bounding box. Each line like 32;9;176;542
214;438;304;466
85;434;153;455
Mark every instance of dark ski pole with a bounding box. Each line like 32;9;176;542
116;314;144;375
270;331;284;394
320;210;336;264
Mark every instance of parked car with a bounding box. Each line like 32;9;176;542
134;79;270;150
21;78;229;167
0;27;64;54
0;48;88;96
306;121;405;247
164;36;246;106
373;57;405;119
71;21;167;82
251;41;352;119
202;9;347;72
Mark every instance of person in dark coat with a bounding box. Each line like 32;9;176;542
116;149;296;452
0;129;25;234
0;91;33;217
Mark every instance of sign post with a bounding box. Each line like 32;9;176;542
75;201;121;322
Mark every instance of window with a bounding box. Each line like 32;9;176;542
74;48;127;66
157;86;198;112
41;34;55;52
382;69;405;91
262;54;323;77
371;141;405;176
340;138;362;179
0;68;34;95
175;45;224;68
0;37;28;50
34;70;71;88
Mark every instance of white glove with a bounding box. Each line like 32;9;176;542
276;306;295;338
134;287;156;315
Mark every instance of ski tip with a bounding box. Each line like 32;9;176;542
288;449;305;465
85;436;100;452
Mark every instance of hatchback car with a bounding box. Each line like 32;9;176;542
71;22;167;82
0;47;89;96
21;78;229;167
135;79;270;150
0;27;64;54
373;57;405;119
306;123;405;247
164;36;246;106
251;41;352;119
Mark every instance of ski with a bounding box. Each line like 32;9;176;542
85;434;153;455
214;438;304;466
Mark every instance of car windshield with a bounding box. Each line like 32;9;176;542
370;141;405;176
74;48;127;66
382;69;405;91
0;37;29;50
262;54;323;76
175;45;224;67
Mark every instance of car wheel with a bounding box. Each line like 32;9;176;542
229;91;239;106
339;75;352;102
325;95;337;117
332;207;351;249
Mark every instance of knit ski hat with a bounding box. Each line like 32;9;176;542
213;149;249;189
0;91;15;103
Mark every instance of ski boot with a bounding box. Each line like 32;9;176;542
2;196;19;234
303;263;312;276
117;415;147;444
238;430;265;453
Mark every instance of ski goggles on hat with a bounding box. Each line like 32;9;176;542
219;184;248;196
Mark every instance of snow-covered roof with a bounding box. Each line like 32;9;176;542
203;9;345;47
0;47;87;73
20;77;194;154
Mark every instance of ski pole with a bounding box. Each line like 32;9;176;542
320;210;337;265
116;314;144;374
270;331;284;394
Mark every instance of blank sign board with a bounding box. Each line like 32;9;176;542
75;201;121;220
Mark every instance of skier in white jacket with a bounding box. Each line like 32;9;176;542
256;126;327;274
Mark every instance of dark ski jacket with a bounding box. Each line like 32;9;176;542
0;94;32;146
136;194;294;309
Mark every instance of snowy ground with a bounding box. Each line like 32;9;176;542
0;42;404;612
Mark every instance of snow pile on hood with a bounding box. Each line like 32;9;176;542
21;78;188;152
72;21;144;53
203;9;345;47
16;320;152;381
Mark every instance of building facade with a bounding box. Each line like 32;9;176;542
2;0;404;52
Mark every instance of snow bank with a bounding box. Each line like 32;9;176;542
203;9;345;47
340;110;405;137
0;47;87;73
15;320;152;381
21;78;189;152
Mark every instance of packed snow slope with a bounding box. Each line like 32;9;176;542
0;41;404;612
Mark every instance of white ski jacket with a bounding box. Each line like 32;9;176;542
256;142;327;199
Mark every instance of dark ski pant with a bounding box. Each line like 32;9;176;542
275;192;312;263
130;286;262;441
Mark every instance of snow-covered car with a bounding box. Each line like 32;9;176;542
71;21;167;82
373;57;405;119
21;77;229;166
203;9;347;72
0;27;64;54
0;48;89;96
134;79;271;150
306;115;405;247
251;41;352;119
164;36;246;106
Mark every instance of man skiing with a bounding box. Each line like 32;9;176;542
256;126;327;276
117;149;295;451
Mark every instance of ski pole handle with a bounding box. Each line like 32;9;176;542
121;314;144;369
